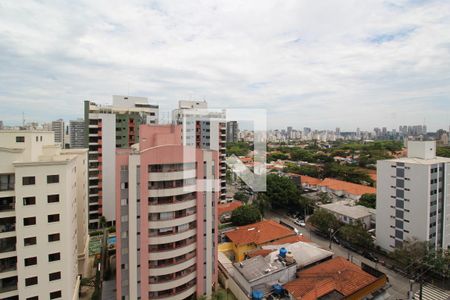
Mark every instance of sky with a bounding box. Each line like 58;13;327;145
1;0;450;131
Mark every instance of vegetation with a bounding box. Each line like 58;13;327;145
284;162;320;177
338;222;374;250
322;163;374;186
390;238;450;278
233;191;249;203
358;193;376;209
230;205;261;226
437;146;450;158
267;151;289;162
227;142;251;156
253;193;272;216
307;209;339;235
264;174;300;209
317;192;332;204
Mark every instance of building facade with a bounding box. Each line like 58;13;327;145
69;119;85;149
84;95;159;229
226;121;238;143
51;119;64;146
115;124;219;300
0;130;89;300
172;101;227;201
376;141;450;251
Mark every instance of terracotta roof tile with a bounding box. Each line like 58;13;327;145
270;234;311;244
218;201;242;216
299;175;322;186
225;220;296;246
246;249;273;258
319;178;376;196
284;257;378;299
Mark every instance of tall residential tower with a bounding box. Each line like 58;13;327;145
115;125;219;300
376;141;450;251
84;96;159;229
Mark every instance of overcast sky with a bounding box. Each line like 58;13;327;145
1;0;450;131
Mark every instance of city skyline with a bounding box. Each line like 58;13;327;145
1;1;450;130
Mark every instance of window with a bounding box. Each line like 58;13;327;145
49;271;61;281
49;252;60;262
47;194;60;203
16;136;25;143
48;233;60;242
48;214;60;223
24;257;37;266
0;174;14;191
27;297;39;300
23;197;36;206
50;291;62;299
22;176;35;185
24;217;36;226
24;237;37;246
25;276;38;286
47;175;59;184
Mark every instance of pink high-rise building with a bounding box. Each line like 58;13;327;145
115;124;219;300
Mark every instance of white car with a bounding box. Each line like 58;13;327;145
294;219;306;227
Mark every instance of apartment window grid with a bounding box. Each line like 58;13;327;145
391;163;408;248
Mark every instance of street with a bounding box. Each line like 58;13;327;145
265;210;416;300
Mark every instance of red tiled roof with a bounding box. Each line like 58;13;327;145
300;175;322;186
225;220;296;246
218;201;242;216
319;178;376;196
284;257;378;300
270;234;311;245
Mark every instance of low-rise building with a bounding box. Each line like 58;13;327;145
318;178;376;200
284;257;388;300
224;220;296;262
218;201;242;223
320;201;372;229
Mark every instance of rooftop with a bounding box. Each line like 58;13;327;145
218;201;242;216
382;156;450;165
319;178;376;196
284;257;378;300
233;255;290;282
320;201;372;219
299;175;322;186
225;220;296;246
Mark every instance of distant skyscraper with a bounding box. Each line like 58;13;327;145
116;124;219;300
84;95;159;229
335;127;340;137
69;119;85;149
0;130;89;299
0;120;3;130
376;141;450;251
51;119;64;145
287;126;293;138
227;121;239;143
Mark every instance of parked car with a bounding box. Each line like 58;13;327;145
294;219;305;227
362;251;379;262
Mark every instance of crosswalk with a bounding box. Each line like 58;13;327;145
414;283;450;300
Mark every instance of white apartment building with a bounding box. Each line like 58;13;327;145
172;101;227;200
376;141;450;252
0;130;89;300
84;95;159;229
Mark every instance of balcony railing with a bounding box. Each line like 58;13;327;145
148;278;196;299
0;257;17;273
0;237;16;253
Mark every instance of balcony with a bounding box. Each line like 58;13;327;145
149;269;196;292
149;170;196;182
148;239;196;260
0;257;16;273
148;279;196;300
0;276;17;293
0;217;15;236
149;256;196;276
0;198;15;213
0;237;16;254
149;185;196;198
149;228;196;245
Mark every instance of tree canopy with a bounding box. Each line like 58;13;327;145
358;193;376;209
264;174;301;209
338;222;374;250
307;209;339;235
230;205;261;226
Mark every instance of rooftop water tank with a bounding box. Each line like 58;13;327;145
272;284;283;295
252;290;264;300
279;247;287;258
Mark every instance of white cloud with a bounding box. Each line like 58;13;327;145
0;0;450;130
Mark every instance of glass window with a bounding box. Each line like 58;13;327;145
48;214;60;223
24;237;37;246
47;175;59;184
23;197;36;206
48;252;60;262
16;136;25;143
25;276;38;286
24;217;36;226
0;174;14;191
22;176;35;185
48;233;60;242
47;194;60;203
50;290;62;299
24;257;37;266
49;271;61;281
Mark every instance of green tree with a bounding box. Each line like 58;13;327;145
358;193;376;209
231;205;261;226
307;209;339;235
254;193;272;216
265;174;300;209
318;192;332;204
227;142;251;156
233;191;249;203
338;222;374;250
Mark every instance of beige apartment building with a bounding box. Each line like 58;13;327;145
0;130;88;300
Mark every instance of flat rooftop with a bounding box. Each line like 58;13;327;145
382;156;450;165
233;255;288;282
320;201;372;219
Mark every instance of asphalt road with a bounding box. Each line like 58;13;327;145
265;210;416;300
